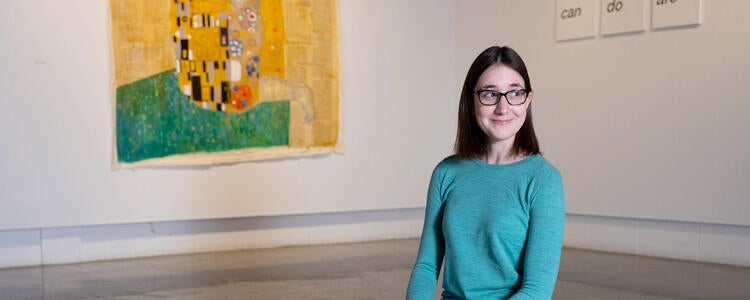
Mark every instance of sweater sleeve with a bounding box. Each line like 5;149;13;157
406;165;446;300
508;169;565;300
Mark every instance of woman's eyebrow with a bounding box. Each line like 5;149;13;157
477;84;498;90
478;83;525;90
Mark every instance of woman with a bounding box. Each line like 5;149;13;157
407;46;565;300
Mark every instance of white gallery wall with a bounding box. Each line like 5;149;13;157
0;0;455;267
0;0;455;230
2;0;750;269
457;0;750;225
456;0;750;266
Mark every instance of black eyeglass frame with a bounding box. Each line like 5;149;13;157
475;89;530;106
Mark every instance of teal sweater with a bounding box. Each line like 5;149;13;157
407;155;565;300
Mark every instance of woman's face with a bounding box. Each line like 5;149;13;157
473;64;533;147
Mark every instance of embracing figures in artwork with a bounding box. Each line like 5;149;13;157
172;0;313;122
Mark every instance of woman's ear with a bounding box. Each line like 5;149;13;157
526;91;534;112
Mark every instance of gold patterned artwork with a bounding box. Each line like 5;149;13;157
110;0;340;167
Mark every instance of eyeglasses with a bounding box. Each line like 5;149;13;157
475;89;529;106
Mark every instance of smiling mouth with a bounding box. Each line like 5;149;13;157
492;119;512;125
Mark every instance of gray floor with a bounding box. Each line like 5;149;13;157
1;239;750;300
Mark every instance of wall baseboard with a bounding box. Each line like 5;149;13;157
2;210;750;269
1;208;425;268
564;214;750;267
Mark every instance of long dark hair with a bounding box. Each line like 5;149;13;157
454;46;540;159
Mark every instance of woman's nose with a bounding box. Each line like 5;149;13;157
494;96;510;114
